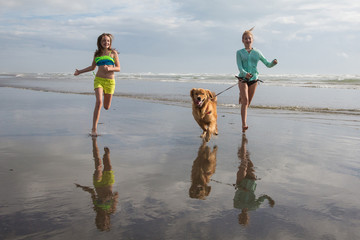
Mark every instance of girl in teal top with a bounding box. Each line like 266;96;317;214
236;28;277;132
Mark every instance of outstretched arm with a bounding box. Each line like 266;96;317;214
74;59;97;76
257;194;275;207
75;183;96;196
259;51;277;68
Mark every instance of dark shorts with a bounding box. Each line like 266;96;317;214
241;79;258;87
236;76;260;87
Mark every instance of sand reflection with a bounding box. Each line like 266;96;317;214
75;137;119;231
234;134;275;226
189;143;218;200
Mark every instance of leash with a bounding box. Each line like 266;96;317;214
214;76;245;97
210;179;236;187
214;76;264;98
214;82;239;97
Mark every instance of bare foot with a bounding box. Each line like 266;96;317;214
242;126;248;133
90;129;98;137
104;147;110;154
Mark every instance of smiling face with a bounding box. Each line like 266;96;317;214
101;35;112;50
242;33;253;49
97;33;113;52
191;88;208;108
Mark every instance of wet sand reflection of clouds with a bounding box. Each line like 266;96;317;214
75;137;119;231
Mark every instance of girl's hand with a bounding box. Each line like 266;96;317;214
104;66;111;72
245;73;252;80
74;69;80;76
273;59;278;65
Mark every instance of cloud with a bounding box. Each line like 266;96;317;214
337;52;349;59
1;0;360;73
274;16;297;24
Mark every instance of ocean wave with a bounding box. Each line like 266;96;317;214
2;84;359;116
249;105;360;116
2;72;360;89
219;103;360;116
124;73;360;89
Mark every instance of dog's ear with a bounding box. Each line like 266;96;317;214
206;90;214;99
190;88;196;97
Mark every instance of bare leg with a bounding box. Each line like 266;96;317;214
248;82;258;106
92;88;103;136
239;83;249;132
103;93;113;110
92;137;102;180
102;147;112;171
239;82;258;132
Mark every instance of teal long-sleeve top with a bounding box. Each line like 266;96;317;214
236;48;276;81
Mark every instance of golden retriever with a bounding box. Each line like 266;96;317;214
190;88;218;142
189;143;218;200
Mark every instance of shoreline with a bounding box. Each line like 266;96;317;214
2;84;360;119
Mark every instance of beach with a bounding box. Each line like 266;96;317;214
0;74;360;239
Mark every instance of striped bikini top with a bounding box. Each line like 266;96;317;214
95;52;115;66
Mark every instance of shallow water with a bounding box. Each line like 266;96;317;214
1;72;360;116
0;88;359;239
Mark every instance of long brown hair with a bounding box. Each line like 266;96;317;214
94;33;115;57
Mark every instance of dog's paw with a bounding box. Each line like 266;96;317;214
205;131;211;142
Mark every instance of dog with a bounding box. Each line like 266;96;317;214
190;88;218;142
189;143;218;200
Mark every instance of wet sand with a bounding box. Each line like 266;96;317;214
0;87;359;239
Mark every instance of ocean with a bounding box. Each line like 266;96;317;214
1;72;360;116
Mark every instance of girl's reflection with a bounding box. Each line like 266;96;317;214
189;143;218;200
234;134;274;226
75;137;119;231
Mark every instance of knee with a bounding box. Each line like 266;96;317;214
103;103;111;110
95;99;103;108
241;98;249;107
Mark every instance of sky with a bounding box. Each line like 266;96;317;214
1;0;360;74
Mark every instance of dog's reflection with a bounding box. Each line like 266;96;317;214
75;137;119;231
189;143;218;200
234;134;274;226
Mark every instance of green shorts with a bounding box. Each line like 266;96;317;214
94;77;115;94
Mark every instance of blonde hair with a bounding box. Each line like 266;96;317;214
242;27;255;39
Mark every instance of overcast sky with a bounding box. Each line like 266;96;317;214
1;0;360;74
